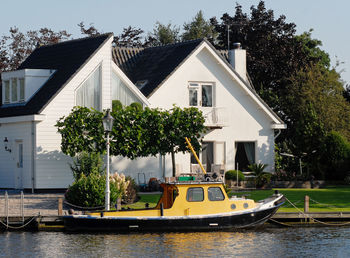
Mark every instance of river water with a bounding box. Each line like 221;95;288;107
1;227;350;257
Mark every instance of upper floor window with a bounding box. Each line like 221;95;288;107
2;78;25;104
189;82;213;107
4;80;10;104
76;65;101;110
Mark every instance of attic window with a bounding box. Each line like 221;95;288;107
2;78;25;104
4;81;10;104
135;80;148;90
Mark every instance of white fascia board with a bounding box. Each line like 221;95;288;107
191;42;286;127
111;61;150;106
271;123;287;129
0;114;46;124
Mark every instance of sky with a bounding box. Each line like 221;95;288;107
1;0;349;85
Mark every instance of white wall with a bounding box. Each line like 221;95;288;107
35;37;113;188
0;121;33;188
149;46;276;174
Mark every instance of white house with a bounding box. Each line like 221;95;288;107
0;33;286;191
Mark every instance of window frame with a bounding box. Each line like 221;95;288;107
4;80;10;104
208;187;225;201
186;187;204;202
188;82;214;107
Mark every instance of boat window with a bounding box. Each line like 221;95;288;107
208;187;225;201
187;187;204;202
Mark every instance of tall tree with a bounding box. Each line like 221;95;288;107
145;22;180;46
114;26;145;47
182;10;217;42
210;1;329;111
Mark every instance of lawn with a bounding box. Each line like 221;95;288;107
122;193;161;209
124;186;350;212
231;186;350;212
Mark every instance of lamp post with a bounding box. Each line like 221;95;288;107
102;109;114;211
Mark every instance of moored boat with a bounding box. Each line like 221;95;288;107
64;181;284;232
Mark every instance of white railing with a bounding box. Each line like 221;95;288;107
200;107;228;127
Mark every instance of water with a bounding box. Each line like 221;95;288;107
1;227;350;257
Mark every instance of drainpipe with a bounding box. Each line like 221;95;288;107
31;121;36;193
274;129;281;140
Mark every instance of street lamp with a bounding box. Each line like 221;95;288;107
102;109;114;211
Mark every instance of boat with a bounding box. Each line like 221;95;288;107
63;138;284;232
63;181;284;232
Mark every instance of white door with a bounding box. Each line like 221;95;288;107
15;141;23;189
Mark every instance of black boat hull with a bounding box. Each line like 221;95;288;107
64;205;280;232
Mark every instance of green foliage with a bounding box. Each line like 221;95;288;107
56;105;206;176
65;173;107;207
65;172;129;208
255;173;272;188
182;10;217;41
56;106;105;156
321;131;350;180
112;100;123;112
248;163;268;176
223;184;232;196
123;176;138;204
225;170;245;181
146;22;180;46
69;151;104;180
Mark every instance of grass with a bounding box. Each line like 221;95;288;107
122;187;350;213
232;187;350;212
122;193;161;209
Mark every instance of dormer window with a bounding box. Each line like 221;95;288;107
2;78;25;104
11;78;18;102
4;80;10;104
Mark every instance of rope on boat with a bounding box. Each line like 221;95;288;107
0;215;40;230
63;200;104;210
285;197;350;227
268;218;294;227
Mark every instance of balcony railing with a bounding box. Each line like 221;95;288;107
200;107;228;128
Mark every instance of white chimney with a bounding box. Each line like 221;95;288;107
228;43;247;82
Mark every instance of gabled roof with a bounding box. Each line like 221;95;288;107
0;33;113;118
113;39;203;97
113;39;286;127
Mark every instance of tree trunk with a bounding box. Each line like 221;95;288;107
171;150;176;177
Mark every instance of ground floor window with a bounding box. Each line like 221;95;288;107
235;142;255;171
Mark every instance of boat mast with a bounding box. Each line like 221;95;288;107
185;137;207;175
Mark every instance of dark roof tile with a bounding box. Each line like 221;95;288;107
0;33;112;118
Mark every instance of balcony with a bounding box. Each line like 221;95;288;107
200;107;228;129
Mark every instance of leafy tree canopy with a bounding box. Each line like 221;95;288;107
182;10;217;42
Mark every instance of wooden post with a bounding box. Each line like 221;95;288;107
304;195;309;213
116;197;121;211
58;198;63;216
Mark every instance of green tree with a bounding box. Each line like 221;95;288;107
146;22;180;46
56;105;206;177
182;10;217;42
159;106;206;176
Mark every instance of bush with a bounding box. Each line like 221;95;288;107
225;170;245;181
248;163;268;176
69;152;104;180
123;176;138;204
255;173;272;188
65;172;129;208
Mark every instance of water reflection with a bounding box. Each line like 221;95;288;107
1;227;350;257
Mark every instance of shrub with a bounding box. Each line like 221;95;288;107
69;152;104;180
225;170;245;181
248;163;268;176
65;172;129;208
255;173;272;188
123;176;138;204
